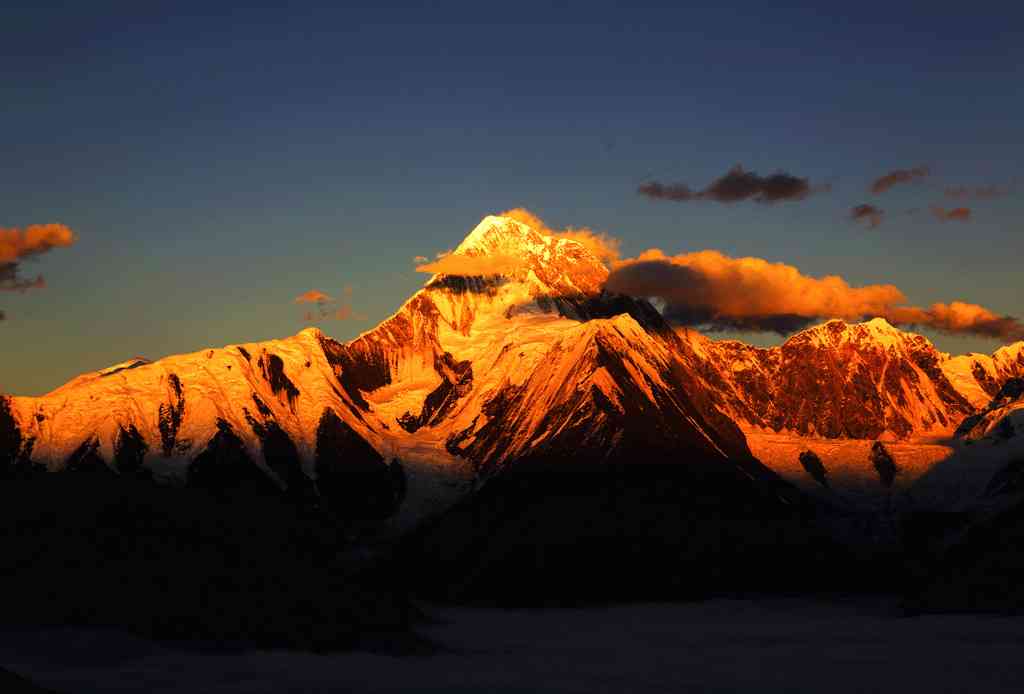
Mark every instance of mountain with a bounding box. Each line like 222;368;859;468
6;211;1024;619
682;317;1024;441
1;215;758;531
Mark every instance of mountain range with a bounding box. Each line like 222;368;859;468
3;214;1024;630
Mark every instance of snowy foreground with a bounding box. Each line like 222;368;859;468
3;599;1024;694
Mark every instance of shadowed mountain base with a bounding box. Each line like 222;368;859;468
402;453;880;606
0;471;415;652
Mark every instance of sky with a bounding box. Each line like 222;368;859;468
2;1;1023;396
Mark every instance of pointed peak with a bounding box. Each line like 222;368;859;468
454;214;555;257
863;316;897;330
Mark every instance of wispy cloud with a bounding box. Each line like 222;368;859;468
930;205;971;222
638;165;829;205
1;223;78;320
869;166;929;194
944;184;1009;200
850;204;884;229
295;286;364;322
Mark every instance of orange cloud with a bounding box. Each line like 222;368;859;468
606;249;1023;340
295;289;333;304
500;208;621;264
888;302;1024;340
0;223;77;264
850;204;884;229
944;184;1009;200
295;286;363;322
870;166;929;194
415;252;527;276
1;224;77;319
930;206;971;222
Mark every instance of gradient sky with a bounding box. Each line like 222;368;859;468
2;1;1023;395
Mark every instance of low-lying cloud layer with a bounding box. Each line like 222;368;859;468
850;204;884;229
606;249;1023;340
639;165;827;204
870;166;930;194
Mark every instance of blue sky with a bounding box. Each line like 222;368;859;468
2;1;1023;395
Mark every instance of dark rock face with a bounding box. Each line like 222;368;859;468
187;420;275;495
315;408;401;520
113;424;148;475
0;396;21;472
258;353;300;408
242;405;312;500
157;373;185;456
870;442;898;488
64;438;112;475
399;353;473;433
954;376;1024;440
799;450;830;489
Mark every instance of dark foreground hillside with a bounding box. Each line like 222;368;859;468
0;470;414;652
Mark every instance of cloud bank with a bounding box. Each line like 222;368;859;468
870;166;929;194
638;165;828;205
606;249;1023;340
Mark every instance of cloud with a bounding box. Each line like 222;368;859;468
869;166;929;194
296;286;363;322
605;249;1023;340
0;223;77;293
850;204;884;229
930;205;971;222
500;207;621;263
1;223;77;320
412;255;429;264
638;165;829;205
415;252;527;276
295;289;333;304
944;184;1010;200
887;302;1024;341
